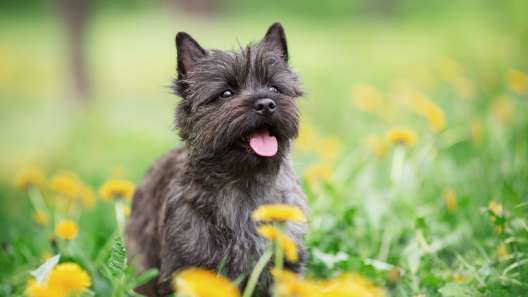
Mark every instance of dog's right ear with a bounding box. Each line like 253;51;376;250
175;32;206;79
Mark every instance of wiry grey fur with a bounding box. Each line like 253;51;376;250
126;23;307;296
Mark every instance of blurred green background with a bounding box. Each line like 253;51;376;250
1;0;528;296
0;0;526;180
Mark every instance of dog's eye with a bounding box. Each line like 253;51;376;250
220;90;233;99
269;86;279;93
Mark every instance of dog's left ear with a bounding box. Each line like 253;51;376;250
176;32;206;79
261;22;288;62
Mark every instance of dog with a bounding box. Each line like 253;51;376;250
126;22;307;296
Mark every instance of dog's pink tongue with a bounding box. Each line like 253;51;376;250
249;131;278;157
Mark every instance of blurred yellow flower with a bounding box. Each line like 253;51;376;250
99;179;135;201
451;76;474;99
490;96;514;124
272;269;318;297
257;225;299;262
14;167;45;190
365;135;388;158
272;269;386;297
436;57;474;99
315;137;342;162
386;128;417;148
48;263;91;294
79;185;96;209
49;172;82;199
173;268;240;297
55;219;79;240
452;272;466;283
304;163;332;189
26;280;63;297
252;204;306;223
443;190;457;212
296;121;319;153
488;200;504;217
421;101;445;132
507;69;528;94
497;243;509;261
406;92;445;133
32;210;49;226
351;84;393;121
470;120;483;145
26;262;91;297
319;273;386;297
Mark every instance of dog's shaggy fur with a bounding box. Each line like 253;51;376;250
126;23;307;296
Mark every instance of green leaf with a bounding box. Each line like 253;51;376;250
133;268;159;287
107;236;128;276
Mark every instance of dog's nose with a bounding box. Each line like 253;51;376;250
254;98;276;115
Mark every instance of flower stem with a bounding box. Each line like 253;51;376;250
242;247;273;297
114;200;125;234
28;186;48;212
275;240;283;271
390;145;405;184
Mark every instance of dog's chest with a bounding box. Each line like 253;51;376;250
212;186;280;275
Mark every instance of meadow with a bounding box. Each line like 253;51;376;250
1;4;528;297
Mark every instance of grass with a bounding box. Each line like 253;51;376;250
1;7;528;296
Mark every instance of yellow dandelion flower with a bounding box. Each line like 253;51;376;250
257;225;299;262
422;102;445;132
54;219;79;240
451;76;474;99
173;268;240;297
490;96;514;124
32;210;49;226
315;137;342;162
304;163;332;190
497;243;509;261
365;135;388;158
436;57;474;99
14;167;45;190
99;179;135;201
443;190;457;212
296;121;319;153
452;272;466;283
252;204;306;223
386;128;417;148
406;92;445;133
78;185;96;209
272;269;386;297
48;263;91;294
319;273;386;297
488;200;504;217
470;120;483;145
26;263;90;297
351;84;384;112
507;69;528;94
49;172;82;199
351;84;393;121
26;280;63;297
272;269;318;297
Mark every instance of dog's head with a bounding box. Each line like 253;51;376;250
172;23;303;177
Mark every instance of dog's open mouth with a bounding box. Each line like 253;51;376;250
245;128;278;157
